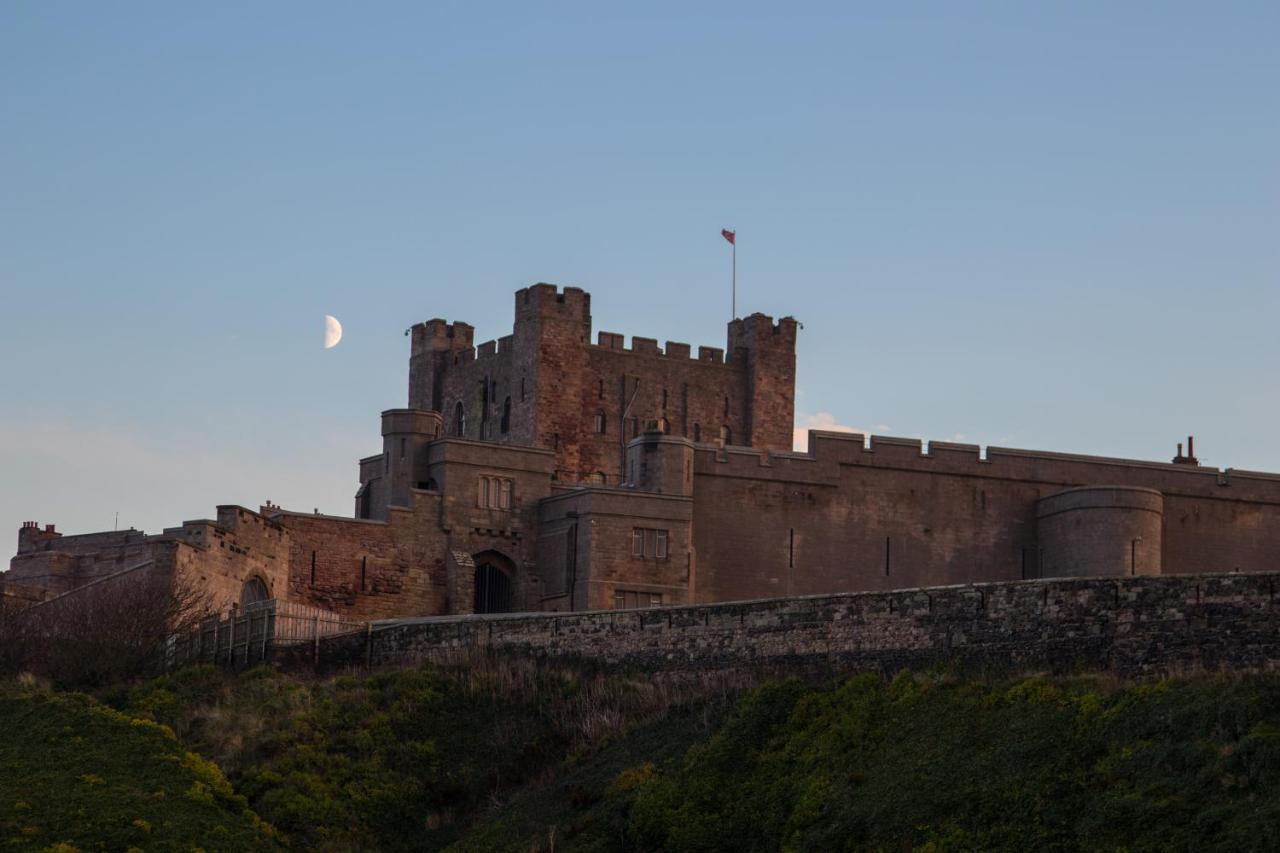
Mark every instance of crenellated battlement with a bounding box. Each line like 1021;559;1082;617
698;430;1280;503
471;334;516;361
728;312;800;352
592;331;731;365
515;283;591;322
410;319;475;357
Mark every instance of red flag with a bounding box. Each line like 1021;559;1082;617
721;228;735;245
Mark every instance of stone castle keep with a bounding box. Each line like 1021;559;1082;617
7;283;1280;619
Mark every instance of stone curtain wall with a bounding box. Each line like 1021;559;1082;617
283;572;1280;678
690;434;1280;604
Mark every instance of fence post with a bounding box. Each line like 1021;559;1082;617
313;615;321;665
365;621;373;670
227;605;237;668
259;609;267;662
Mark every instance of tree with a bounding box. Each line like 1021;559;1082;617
0;567;213;688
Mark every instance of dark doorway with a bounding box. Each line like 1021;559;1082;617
473;561;514;613
241;576;269;606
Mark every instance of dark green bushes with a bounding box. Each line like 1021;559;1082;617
605;672;1280;852
11;661;1280;851
0;680;280;851
118;657;738;851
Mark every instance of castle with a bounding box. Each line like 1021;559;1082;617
7;283;1280;619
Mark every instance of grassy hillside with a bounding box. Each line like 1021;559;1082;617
453;670;1280;852
0;681;280;852
6;662;1280;851
111;658;736;851
586;673;1280;851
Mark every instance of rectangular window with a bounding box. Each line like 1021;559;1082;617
613;590;664;609
499;479;512;510
632;527;670;559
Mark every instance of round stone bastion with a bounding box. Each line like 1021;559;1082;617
1036;486;1164;578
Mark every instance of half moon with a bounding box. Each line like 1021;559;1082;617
324;315;343;349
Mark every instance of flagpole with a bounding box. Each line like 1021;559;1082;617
722;228;737;319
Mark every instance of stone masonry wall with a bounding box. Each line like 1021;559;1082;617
283;572;1280;678
273;499;449;621
8;527;152;595
690;432;1280;603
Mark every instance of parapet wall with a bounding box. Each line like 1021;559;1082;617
282;572;1280;678
775;432;1280;502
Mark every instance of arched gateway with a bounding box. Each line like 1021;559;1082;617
240;576;269;606
472;551;515;613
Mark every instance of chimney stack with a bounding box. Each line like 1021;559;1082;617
1172;435;1200;466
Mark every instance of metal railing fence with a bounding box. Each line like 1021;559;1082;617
168;598;364;669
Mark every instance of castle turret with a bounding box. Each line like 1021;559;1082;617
381;409;444;508
627;429;695;497
514;284;593;474
1036;486;1164;578
408;319;475;412
728;313;798;451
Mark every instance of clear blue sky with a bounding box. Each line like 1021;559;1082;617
2;2;1277;540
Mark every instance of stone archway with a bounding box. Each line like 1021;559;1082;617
472;550;516;614
240;575;269;606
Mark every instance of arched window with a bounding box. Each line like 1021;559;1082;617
720;425;732;445
594;412;607;434
657;417;669;434
454;402;466;436
693;424;702;442
587;471;606;485
500;397;511;434
598;379;605;399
